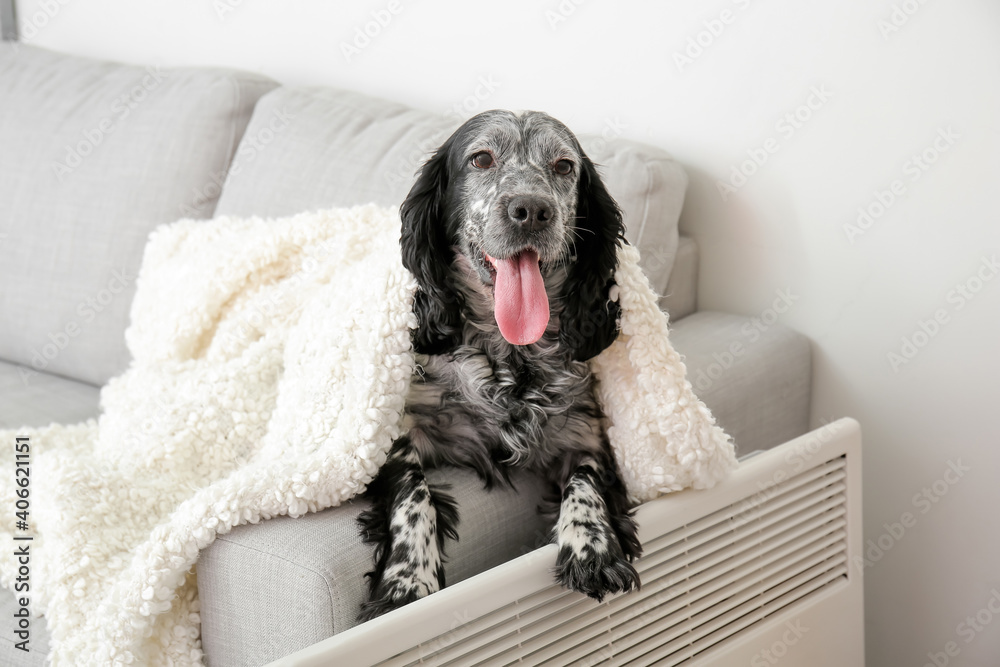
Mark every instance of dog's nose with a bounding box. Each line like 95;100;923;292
507;196;553;232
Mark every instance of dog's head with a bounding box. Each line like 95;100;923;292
401;110;625;360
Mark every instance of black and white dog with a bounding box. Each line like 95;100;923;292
358;110;641;620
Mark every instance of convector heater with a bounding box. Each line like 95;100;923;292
271;417;864;667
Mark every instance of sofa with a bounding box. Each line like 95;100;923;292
0;44;811;666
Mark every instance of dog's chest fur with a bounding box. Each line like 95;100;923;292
402;256;605;478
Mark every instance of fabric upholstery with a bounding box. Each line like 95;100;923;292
0;589;48;667
0;44;277;386
197;467;552;667
578;135;683;299
669;311;812;453
213;86;687;296
0;361;100;429
661;236;698;320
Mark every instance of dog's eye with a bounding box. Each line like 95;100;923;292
471;152;494;169
554;159;574;175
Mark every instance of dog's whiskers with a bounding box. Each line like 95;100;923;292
564;225;594;245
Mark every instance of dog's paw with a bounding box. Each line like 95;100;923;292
555;545;640;603
358;586;423;622
357;569;439;622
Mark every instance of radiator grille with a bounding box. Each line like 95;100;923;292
376;455;849;667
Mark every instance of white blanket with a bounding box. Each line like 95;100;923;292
0;204;735;665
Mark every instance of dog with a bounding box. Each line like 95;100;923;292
358;110;641;621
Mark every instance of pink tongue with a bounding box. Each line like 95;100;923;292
490;250;549;345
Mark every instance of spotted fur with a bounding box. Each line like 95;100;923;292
358;110;640;620
554;459;642;602
358;436;459;622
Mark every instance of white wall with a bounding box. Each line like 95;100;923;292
15;0;1000;664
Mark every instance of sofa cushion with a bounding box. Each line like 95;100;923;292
214;86;685;296
0;360;101;429
0;44;277;386
578;135;683;299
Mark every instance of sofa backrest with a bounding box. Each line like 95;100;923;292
214;86;687;299
0;46;690;390
0;44;277;386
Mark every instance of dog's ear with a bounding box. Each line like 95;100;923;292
400;144;464;355
559;152;626;361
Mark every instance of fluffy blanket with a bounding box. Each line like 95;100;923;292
0;204;735;665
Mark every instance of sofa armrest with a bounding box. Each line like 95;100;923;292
668;310;812;453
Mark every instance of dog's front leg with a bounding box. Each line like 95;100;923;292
357;434;459;621
554;455;641;602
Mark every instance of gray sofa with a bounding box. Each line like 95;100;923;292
0;45;811;666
